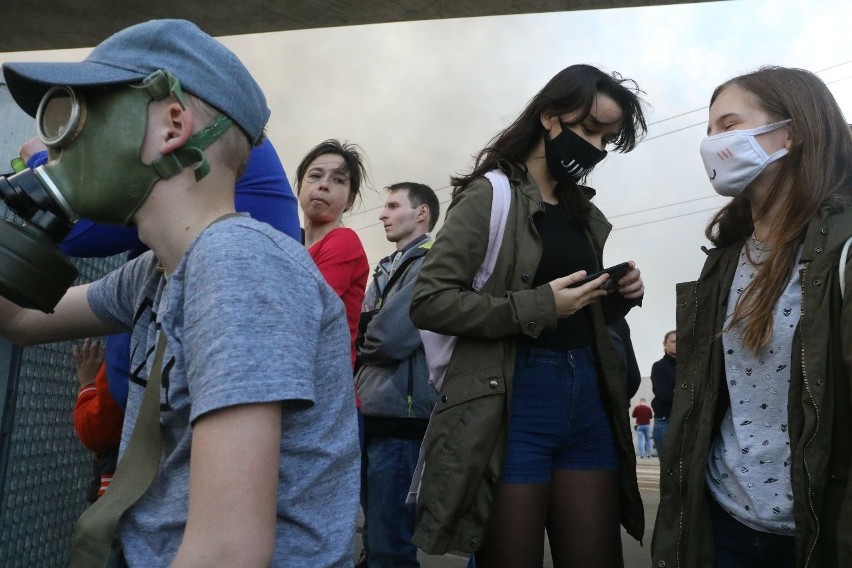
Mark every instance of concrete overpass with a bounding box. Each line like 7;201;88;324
4;0;715;52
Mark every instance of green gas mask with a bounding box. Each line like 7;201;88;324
0;70;233;312
38;69;233;224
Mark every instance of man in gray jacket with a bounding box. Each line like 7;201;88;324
355;182;440;568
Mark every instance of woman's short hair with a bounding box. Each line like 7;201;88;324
295;139;369;212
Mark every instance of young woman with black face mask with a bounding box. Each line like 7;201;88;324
652;67;852;568
409;64;648;568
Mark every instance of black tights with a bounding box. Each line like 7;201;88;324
473;470;622;568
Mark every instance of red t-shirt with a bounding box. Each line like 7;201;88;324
632;404;653;426
74;362;124;454
308;227;369;369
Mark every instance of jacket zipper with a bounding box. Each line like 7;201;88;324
375;252;420;418
798;263;820;567
675;283;700;567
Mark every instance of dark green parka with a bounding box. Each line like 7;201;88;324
652;203;852;568
409;166;644;555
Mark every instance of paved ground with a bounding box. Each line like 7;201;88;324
356;458;661;567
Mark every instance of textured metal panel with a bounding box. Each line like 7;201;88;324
0;96;126;568
0;237;124;566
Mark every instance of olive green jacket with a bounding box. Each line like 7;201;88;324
409;166;645;555
652;203;852;568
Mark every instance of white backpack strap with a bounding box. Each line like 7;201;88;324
840;235;852;301
473;170;512;292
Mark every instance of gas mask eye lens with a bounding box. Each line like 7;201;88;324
36;86;85;147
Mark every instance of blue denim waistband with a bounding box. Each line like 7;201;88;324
515;344;594;367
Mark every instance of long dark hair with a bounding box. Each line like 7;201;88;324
451;64;647;220
706;66;852;352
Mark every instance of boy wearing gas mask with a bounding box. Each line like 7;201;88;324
0;19;359;567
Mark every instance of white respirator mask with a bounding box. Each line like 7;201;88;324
699;119;791;197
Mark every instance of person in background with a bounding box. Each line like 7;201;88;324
650;330;676;462
652;66;852;568
72;338;122;502
355;182;440;568
410;64;647;568
631;398;653;459
297;139;370;371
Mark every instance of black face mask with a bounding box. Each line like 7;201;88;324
544;125;607;183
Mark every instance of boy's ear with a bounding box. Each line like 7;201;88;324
157;101;195;155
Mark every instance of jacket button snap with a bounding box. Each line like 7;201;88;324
658;561;666;567
680;383;688;390
441;395;448;403
527;321;537;330
667;469;674;476
814;247;823;253
521;273;531;283
489;380;498;389
539;202;546;212
815;378;824;387
468;538;479;548
813;279;822;287
820;227;828;234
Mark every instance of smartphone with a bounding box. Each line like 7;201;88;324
568;262;630;291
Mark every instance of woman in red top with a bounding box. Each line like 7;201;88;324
296;139;370;370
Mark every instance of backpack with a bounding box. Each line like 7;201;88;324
418;169;511;392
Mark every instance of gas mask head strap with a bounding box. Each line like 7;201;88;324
141;70;234;182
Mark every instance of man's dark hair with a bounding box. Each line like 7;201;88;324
386;182;440;231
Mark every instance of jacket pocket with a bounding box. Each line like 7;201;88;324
418;368;505;552
434;366;506;413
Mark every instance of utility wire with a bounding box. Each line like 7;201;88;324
608;194;720;218
612;207;719;231
641;71;852;143
644;61;851;127
642;120;707;142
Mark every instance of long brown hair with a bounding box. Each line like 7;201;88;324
706;66;852;352
451;64;646;221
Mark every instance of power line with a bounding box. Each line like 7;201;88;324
819;60;852;73
641;69;852;143
642;120;707;142
612;207;719;231
643;63;852;128
608;195;719;218
647;107;707;126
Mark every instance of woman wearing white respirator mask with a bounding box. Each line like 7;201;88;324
653;67;852;568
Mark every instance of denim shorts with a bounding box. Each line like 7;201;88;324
501;345;618;484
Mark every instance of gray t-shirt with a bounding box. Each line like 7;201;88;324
707;236;800;535
88;216;359;567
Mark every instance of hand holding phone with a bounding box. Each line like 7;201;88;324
568;262;630;292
